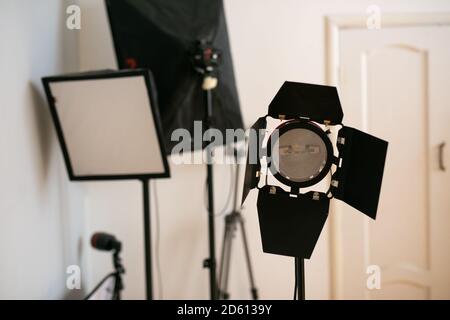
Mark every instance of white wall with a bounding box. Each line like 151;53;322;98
79;0;450;300
0;0;85;299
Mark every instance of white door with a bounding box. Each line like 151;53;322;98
333;22;450;299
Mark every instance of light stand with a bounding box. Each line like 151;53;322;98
105;1;245;299
218;153;258;300
242;81;388;300
204;89;218;300
142;179;153;299
194;42;220;300
295;258;305;300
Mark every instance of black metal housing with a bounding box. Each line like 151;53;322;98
257;186;329;258
268;81;343;125
241;117;267;205
333;126;388;220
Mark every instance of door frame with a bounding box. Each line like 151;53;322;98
325;12;450;299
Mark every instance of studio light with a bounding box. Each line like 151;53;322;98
242;81;388;299
42;69;170;300
105;0;245;299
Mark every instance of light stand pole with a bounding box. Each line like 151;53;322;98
142;179;153;300
204;88;218;300
295;258;305;300
193;40;222;300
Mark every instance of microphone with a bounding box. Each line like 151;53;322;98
91;232;122;252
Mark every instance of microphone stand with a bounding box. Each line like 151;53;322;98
85;247;125;300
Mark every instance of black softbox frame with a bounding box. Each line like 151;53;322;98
105;0;244;153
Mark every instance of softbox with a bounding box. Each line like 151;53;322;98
42;69;170;180
105;0;244;153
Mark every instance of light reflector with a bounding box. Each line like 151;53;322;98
42;69;170;180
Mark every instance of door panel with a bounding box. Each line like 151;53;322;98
337;25;450;299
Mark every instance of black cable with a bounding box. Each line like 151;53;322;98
152;180;163;299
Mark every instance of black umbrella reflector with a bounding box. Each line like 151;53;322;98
105;0;243;153
257;186;329;258
268;82;343;125
241;117;267;205
333;126;388;220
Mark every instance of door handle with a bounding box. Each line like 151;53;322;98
438;142;446;172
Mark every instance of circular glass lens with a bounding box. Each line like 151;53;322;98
272;128;328;183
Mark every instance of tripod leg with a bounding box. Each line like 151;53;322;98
218;220;231;299
238;215;258;300
222;223;234;300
